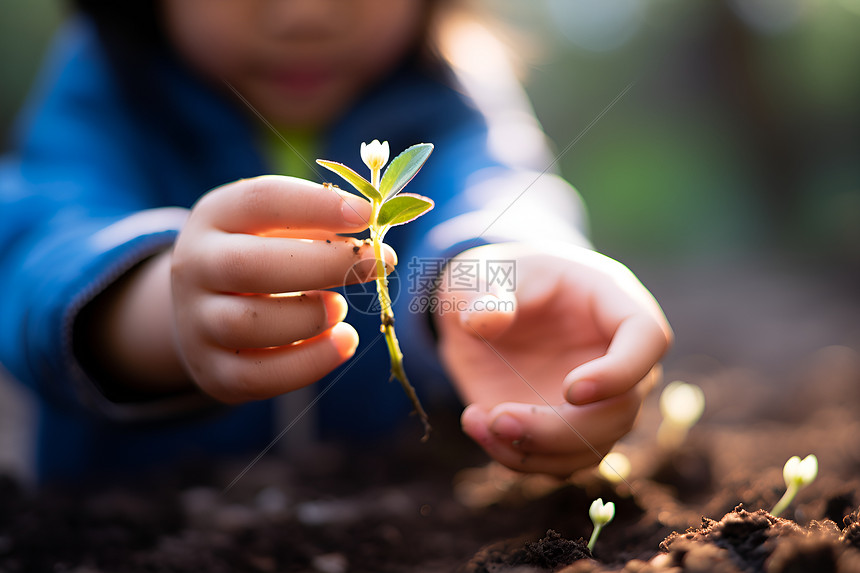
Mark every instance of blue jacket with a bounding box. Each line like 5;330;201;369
0;19;587;482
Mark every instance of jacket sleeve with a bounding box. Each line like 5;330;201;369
0;21;195;418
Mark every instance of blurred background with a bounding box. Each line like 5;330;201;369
1;0;859;479
7;0;857;260
494;0;860;263
4;0;857;262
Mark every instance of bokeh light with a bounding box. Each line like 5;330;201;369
544;0;645;52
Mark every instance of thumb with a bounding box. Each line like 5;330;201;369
460;403;492;447
564;314;670;405
456;291;517;340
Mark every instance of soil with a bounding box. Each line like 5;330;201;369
1;259;860;572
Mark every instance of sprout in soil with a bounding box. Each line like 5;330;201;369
771;454;818;517
657;380;705;450
587;498;615;553
317;140;435;440
598;451;632;486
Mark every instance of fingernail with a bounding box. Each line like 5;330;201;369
356;250;397;278
567;380;597;404
351;257;378;281
324;294;349;324
491;414;523;441
341;197;370;227
381;243;398;267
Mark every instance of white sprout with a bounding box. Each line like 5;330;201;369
771;454;818;517
587;498;615;552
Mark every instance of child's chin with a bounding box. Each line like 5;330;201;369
256;92;347;129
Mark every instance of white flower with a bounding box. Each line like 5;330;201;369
589;498;615;527
659;381;705;428
783;454;818;488
360;139;389;171
598;452;631;485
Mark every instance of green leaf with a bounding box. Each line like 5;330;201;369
377;193;434;228
316;159;381;202
379;143;434;201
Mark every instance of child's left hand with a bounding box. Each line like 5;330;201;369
434;242;672;477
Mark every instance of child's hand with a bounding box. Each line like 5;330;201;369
434;242;672;477
170;175;394;403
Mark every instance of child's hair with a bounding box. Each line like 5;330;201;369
69;0;182;153
72;0;165;51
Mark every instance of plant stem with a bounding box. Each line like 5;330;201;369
369;168;431;441
587;524;602;553
771;482;798;518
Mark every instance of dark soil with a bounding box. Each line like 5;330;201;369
1;260;860;572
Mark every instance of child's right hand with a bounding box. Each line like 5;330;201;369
168;175;392;403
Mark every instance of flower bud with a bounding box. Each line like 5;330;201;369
360;139;390;171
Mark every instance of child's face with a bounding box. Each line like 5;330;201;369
162;0;426;128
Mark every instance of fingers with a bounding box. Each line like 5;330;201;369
457;293;517;340
170;176;385;404
489;399;641;455
197;290;348;349
472;389;641;456
564;313;671;405
191;322;359;404
461;369;656;477
432;250;520;340
462;403;618;478
192;235;396;294
435;285;518;340
197;175;372;234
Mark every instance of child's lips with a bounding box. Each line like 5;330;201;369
266;66;335;96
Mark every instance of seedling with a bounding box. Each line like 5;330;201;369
317;140;435;440
771;454;818;517
657;381;705;450
587;498;615;552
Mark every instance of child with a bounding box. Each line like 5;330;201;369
0;0;672;482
